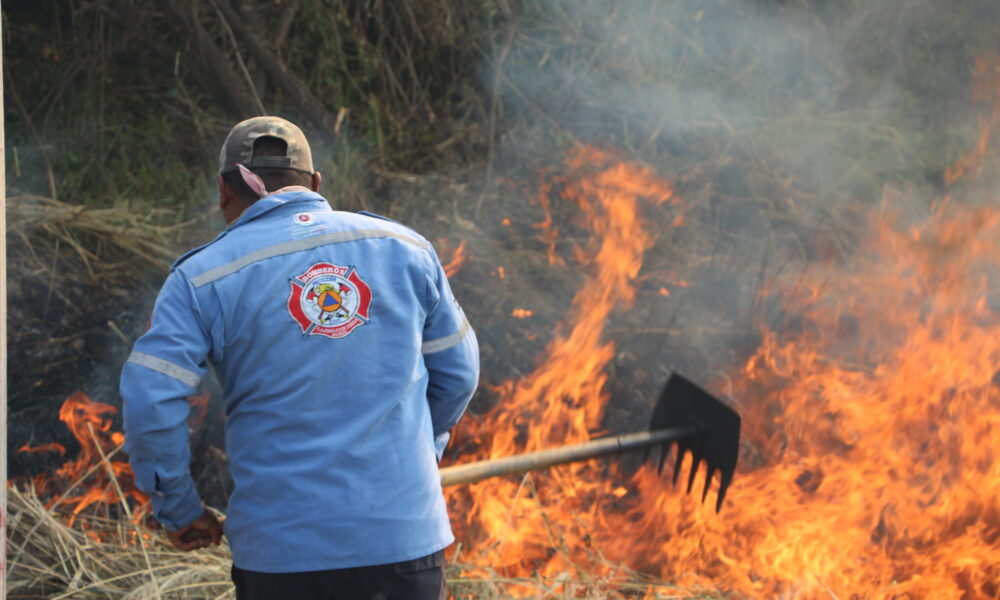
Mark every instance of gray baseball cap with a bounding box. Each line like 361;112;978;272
218;116;314;174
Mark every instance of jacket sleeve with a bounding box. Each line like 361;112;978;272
421;250;479;458
120;269;212;531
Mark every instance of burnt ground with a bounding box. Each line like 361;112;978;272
7;244;157;478
5;200;233;501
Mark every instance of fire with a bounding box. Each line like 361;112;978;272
17;442;67;457
448;144;999;593
446;145;680;588
16;392;148;526
604;201;1000;598
944;56;1000;185
440;238;469;277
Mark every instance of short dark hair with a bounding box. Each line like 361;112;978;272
221;136;313;202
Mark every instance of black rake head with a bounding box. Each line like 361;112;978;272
648;373;741;512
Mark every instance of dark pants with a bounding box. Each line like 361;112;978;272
231;551;446;600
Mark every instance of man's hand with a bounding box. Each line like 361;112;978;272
166;508;224;551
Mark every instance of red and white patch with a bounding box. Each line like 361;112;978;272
293;212;316;226
287;263;373;339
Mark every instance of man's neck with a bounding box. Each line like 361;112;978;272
269;185;313;196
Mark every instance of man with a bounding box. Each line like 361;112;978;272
121;116;479;600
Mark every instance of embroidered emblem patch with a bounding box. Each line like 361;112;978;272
293;212;316;226
287;263;373;338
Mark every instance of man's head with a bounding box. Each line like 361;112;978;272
217;116;321;223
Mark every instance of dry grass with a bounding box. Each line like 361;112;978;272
447;550;721;599
6;486;233;600
6;485;720;600
6;192;191;274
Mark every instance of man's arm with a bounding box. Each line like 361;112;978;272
422;252;480;459
120;270;217;540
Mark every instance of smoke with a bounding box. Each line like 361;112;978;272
494;0;993;184
439;0;1000;414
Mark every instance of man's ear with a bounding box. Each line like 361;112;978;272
218;174;243;225
218;175;229;211
311;171;322;193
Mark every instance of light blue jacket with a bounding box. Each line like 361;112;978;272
120;189;479;572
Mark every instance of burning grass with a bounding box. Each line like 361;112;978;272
6;486;719;599
7;486;232;600
4;190;210;433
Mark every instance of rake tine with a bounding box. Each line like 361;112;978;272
715;470;734;512
671;443;684;485
685;452;701;494
657;443;668;475
702;466;716;504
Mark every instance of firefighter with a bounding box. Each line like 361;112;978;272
121;116;479;600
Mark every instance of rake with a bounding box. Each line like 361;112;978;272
439;373;741;511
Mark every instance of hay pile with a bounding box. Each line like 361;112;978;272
6;192;188;271
7;487;232;599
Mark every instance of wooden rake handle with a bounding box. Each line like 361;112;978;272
438;427;693;487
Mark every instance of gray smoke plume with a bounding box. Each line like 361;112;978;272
423;0;1000;425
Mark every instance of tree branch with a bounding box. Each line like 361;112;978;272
162;0;260;118
214;0;331;134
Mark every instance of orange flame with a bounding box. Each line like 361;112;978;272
18;442;67;457
450;135;1000;594
440;239;469;278
17;392;149;526
945;56;1000;185
534;172;567;267
446;145;679;589
596;201;1000;598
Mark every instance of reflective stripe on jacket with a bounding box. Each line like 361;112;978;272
120;189;479;572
